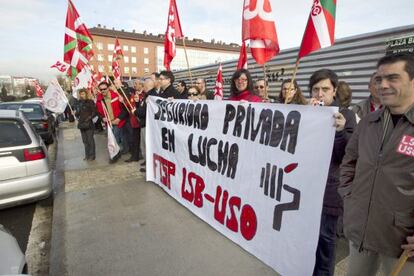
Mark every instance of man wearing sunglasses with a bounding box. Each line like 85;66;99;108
255;79;276;103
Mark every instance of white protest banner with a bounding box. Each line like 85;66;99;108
43;79;68;113
146;96;337;276
72;66;92;99
107;126;120;159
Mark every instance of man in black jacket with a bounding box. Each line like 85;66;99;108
159;70;180;99
308;69;357;276
134;78;158;172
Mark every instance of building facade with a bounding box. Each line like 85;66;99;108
89;26;240;79
0;75;39;98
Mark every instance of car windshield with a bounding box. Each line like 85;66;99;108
0;103;44;120
0;119;31;147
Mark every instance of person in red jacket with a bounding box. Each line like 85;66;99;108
228;69;262;102
96;81;127;162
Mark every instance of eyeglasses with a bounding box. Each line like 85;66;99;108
99;87;108;91
255;85;265;89
189;93;199;96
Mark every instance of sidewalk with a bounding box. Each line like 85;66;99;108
49;122;276;276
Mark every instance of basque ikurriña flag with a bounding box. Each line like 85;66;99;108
64;0;94;78
298;0;336;59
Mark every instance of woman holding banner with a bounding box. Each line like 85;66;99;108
228;69;262;102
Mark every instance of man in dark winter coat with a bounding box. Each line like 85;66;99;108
339;54;414;276
159;70;180;99
308;69;357;276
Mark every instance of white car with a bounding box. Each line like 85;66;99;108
0;109;52;209
0;224;26;274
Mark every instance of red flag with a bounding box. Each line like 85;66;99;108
112;38;124;80
64;0;94;78
237;41;248;70
298;0;337;60
214;63;224;100
242;0;280;65
51;61;68;72
34;81;43;97
164;0;184;70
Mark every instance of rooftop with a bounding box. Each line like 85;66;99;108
90;25;242;52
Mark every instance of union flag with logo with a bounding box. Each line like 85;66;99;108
242;0;280;65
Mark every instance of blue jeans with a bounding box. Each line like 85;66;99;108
313;212;338;276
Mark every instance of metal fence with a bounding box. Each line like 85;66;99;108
174;24;414;103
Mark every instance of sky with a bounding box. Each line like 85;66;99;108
0;0;413;82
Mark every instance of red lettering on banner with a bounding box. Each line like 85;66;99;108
397;135;414;158
153;153;176;189
226;196;241;232
180;168;258;240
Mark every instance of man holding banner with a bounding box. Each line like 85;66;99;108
340;53;414;276
309;69;356;276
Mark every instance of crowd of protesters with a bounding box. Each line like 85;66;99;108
69;53;414;276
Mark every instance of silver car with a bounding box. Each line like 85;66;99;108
0;224;26;274
0;109;52;209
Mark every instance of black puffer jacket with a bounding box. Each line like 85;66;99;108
323;101;356;216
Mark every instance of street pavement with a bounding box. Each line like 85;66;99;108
50;122;276;276
49;122;361;276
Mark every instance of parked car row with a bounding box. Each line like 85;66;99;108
0;109;53;209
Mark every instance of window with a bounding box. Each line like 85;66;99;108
131;57;137;63
144;47;149;54
144;58;149;65
96;42;103;50
144;68;150;73
124;67;130;74
0;119;31;147
131;46;136;53
107;44;114;51
124;56;129;63
123;45;129;51
98;65;104;72
97;54;104;61
132;67;137;74
108;55;112;62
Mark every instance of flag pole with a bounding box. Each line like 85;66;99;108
390;249;410;276
285;60;300;104
101;100;113;129
182;37;193;85
263;64;268;100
